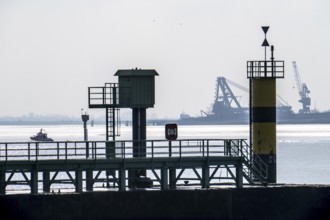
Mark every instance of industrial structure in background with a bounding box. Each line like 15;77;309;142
292;61;311;114
177;63;330;125
211;77;248;117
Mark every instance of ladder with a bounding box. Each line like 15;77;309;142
106;108;120;141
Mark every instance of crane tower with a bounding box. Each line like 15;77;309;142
292;61;311;114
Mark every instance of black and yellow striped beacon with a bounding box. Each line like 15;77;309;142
247;26;284;183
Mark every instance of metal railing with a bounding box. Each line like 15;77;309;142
231;139;268;182
88;83;120;107
247;60;284;79
0;139;251;162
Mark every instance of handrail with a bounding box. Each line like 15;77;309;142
88;85;119;106
0;138;269;182
238;140;268;181
247;60;284;79
0;139;248;162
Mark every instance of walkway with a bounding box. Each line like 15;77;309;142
0;139;267;194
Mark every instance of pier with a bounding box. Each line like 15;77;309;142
0;139;267;194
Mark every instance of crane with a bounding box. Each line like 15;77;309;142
292;61;311;114
212;77;245;115
211;77;292;115
226;77;291;108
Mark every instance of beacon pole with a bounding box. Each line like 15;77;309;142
247;26;284;183
81;109;89;158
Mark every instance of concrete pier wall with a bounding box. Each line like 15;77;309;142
1;186;330;220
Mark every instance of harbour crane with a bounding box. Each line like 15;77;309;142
292;61;311;114
212;77;245;115
211;77;292;115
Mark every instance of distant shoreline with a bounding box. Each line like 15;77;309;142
0;121;83;125
0;119;168;126
0;120;137;126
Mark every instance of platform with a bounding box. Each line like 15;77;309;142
0;139;267;194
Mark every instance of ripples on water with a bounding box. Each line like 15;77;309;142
0;124;329;185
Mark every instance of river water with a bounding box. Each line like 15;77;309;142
0;124;329;185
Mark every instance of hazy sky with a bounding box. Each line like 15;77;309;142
1;0;330;119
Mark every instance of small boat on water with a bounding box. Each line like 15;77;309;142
30;129;54;142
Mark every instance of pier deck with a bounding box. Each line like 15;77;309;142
0;139;267;194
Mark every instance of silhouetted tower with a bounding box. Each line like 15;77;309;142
115;69;158;187
88;68;158;188
247;26;284;183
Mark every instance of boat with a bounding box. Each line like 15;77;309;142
30;129;54;142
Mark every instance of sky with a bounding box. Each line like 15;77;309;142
0;0;330;120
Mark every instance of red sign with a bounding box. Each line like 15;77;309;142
165;124;178;140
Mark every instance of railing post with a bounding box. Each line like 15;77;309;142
36;142;39;161
88;87;90;106
28;143;30;161
5;143;8;161
103;87;106;105
86;142;89;158
123;142;126;159
207;140;209;158
179;141;182;158
65;142;67;160
202;140;205;157
74;142;77;155
224;140;229;156
57;142;59;160
151;141;154;158
92;142;96;159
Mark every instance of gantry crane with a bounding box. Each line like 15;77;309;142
292;61;311;114
211;77;291;116
212;77;246;115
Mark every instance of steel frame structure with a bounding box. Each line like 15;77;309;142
0;139;267;194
